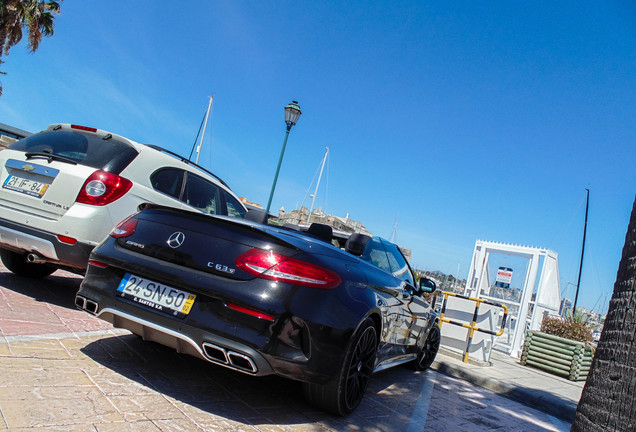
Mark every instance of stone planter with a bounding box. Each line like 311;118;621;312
520;330;595;381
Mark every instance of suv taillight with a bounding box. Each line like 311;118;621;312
76;170;132;206
110;215;139;238
235;249;341;289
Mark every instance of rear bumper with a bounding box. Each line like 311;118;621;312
0;216;94;268
76;299;270;375
76;273;350;384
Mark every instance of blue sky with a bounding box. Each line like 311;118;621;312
1;2;635;313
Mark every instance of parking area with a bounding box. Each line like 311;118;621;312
0;265;570;431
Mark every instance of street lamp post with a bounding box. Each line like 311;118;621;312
265;101;302;215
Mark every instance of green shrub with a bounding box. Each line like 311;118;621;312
540;314;594;343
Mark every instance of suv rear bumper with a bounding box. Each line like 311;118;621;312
0;216;94;269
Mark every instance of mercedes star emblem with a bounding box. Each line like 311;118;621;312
167;232;185;249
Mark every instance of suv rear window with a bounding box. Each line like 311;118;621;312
9;131;138;173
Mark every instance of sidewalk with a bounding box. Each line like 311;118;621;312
0;266;579;430
431;348;584;422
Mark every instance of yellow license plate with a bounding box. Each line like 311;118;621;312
117;273;196;317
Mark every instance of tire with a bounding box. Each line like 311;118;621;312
0;249;56;278
412;323;441;371
303;318;378;416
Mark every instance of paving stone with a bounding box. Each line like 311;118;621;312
93;420;163;431
112;394;187;420
0;393;123;428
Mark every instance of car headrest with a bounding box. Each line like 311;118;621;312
307;223;333;243
345;233;371;256
244;208;268;224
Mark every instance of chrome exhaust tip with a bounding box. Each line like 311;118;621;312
202;343;229;364
227;352;257;373
85;299;98;314
27;253;47;264
75;295;86;310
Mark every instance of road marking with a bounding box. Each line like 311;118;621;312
406;373;436;431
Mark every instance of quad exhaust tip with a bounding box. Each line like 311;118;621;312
75;295;98;314
202;342;258;374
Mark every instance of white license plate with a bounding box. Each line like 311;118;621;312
2;175;50;198
117;273;196;317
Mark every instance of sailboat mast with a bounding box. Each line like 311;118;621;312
390;215;399;243
195;95;214;165
307;147;329;225
573;188;589;314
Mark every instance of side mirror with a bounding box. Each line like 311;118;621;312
419;277;437;294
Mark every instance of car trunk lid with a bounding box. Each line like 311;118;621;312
114;206;304;281
0;152;96;218
0;128;139;220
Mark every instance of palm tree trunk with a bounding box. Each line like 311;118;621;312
571;195;636;431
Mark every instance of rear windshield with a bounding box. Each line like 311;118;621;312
9;130;139;173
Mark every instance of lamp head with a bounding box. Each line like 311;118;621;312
284;101;302;128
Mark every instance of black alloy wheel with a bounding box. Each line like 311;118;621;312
412;323;441;371
303;318;379;416
0;249;56;278
344;322;378;410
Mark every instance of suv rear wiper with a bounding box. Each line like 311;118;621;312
25;152;78;165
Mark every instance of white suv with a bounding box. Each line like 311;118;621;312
0;123;247;277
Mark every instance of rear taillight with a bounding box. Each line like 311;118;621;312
235;249;341;289
76;170;133;206
110;215;139;238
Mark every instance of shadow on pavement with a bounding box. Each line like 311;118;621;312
80;333;341;427
435;361;578;422
80;334;569;431
80;334;456;430
0;269;82;310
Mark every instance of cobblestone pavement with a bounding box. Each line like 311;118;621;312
0;266;571;431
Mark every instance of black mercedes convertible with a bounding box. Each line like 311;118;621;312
76;204;440;415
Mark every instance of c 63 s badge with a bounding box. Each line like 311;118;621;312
208;262;236;274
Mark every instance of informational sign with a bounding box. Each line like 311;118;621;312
495;267;513;289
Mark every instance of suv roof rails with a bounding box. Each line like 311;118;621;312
145;144;229;188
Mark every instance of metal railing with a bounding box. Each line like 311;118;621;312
433;291;508;363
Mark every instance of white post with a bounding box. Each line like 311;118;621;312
510;252;540;358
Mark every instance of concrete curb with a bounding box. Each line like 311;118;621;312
431;359;578;422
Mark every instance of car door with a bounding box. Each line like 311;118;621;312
359;237;405;349
381;239;431;348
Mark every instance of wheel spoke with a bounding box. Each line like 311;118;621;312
418;326;441;369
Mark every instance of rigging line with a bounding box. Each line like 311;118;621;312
555;192;587;245
587;242;611;311
189;107;208;160
299;154;323;211
554;192;589;283
590;292;604;315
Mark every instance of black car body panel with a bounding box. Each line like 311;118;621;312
77;204;438;391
